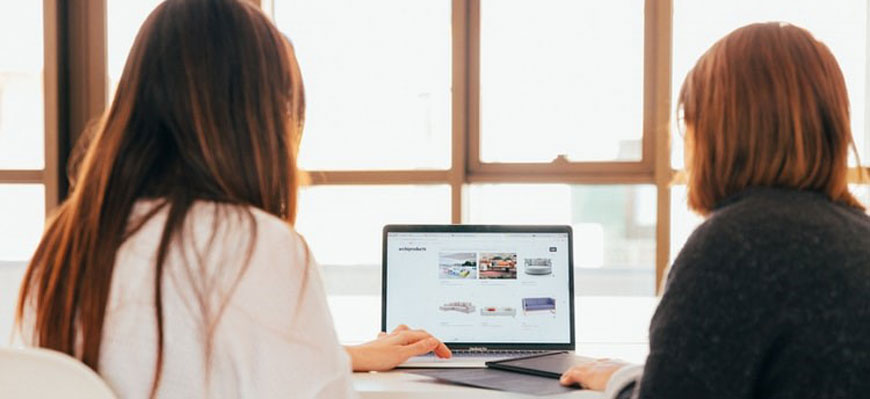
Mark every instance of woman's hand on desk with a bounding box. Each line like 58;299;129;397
559;358;628;391
344;324;452;371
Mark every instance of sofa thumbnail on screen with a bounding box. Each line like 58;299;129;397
479;253;517;279
439;252;478;279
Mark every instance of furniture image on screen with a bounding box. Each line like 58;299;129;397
480;307;517;317
441;266;475;278
522;297;556;314
439;302;476;313
524;258;552;275
524;264;552;275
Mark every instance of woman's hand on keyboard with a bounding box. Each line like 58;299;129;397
345;324;452;371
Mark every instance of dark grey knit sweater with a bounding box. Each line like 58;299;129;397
621;187;870;399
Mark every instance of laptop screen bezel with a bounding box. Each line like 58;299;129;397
381;224;576;351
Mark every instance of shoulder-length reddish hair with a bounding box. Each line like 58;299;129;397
678;22;863;215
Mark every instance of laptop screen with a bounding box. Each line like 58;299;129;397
383;226;574;346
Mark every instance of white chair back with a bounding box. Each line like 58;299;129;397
0;347;116;399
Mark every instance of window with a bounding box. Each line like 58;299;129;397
668;0;870;263
479;1;644;163
296;185;451;265
269;0;664;299
269;0;870;301
469;184;657;295
0;0;50;342
671;0;868;168
0;2;44;170
107;0;164;100
15;0;870;298
274;0;452;170
0;0;49;261
669;185;703;266
0;185;45;261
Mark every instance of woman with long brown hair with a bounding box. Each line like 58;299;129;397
16;0;448;397
561;23;870;398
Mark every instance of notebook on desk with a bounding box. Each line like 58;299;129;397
487;351;594;378
381;225;576;368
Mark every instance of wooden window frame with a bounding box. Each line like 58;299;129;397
20;0;673;291
0;0;62;212
0;0;107;210
292;0;870;292
26;0;870;293
286;0;675;292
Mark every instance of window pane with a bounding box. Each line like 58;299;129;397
0;261;26;343
296;185;451;266
274;1;451;170
672;0;867;168
468;184;655;295
107;0;164;100
0;184;45;261
480;1;644;163
849;184;870;208
0;1;44;169
669;185;704;267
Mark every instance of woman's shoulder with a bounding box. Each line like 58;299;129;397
186;199;298;232
127;202;350;397
676;187;870;277
183;200;308;253
124;199;313;281
710;187;870;232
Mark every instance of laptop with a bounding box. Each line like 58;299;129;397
382;225;576;368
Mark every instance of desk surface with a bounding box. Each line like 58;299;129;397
350;341;649;399
353;370;603;399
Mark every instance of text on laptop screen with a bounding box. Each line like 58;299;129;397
384;231;571;344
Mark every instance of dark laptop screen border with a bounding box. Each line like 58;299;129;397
381;224;576;351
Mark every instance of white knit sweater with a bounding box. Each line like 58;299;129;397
23;200;357;398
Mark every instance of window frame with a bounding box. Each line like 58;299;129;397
25;0;870;293
0;0;59;212
277;0;675;291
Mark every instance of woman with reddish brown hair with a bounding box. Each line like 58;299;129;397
15;0;448;397
561;23;870;398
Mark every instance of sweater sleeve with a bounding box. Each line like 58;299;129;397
604;364;643;399
622;217;782;399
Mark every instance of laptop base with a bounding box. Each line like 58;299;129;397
397;350;565;369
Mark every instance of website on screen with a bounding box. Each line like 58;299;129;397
385;232;571;343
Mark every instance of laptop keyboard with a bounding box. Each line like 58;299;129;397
436;349;550;358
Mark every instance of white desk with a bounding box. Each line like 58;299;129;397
350;342;648;399
353;370;603;399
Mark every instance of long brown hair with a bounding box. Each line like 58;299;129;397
16;0;305;392
678;22;863;214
